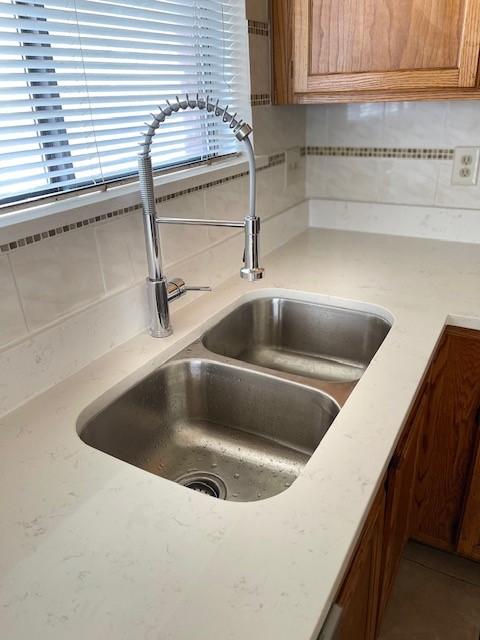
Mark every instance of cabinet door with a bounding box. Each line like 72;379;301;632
378;392;426;623
458;436;480;560
293;0;480;94
336;488;385;640
412;327;480;552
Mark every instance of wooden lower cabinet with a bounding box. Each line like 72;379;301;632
411;326;480;555
334;325;480;637
458;439;480;560
335;487;385;640
378;391;427;621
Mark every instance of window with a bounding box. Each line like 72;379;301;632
0;0;250;207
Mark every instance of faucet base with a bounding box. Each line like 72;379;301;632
146;277;172;338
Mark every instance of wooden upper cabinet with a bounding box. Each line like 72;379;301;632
273;0;480;103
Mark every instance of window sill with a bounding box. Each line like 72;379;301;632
0;152;269;242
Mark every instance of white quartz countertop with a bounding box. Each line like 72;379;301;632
2;227;480;640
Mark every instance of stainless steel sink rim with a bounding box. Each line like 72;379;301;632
78;355;339;502
201;296;391;389
77;296;391;503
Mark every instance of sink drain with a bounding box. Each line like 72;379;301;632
175;472;227;499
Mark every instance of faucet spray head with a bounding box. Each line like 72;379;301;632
240;215;264;281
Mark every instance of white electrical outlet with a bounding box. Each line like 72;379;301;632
285;147;301;189
451;147;480;186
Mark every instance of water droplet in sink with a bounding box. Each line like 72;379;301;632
257;492;262;498
233;472;240;479
232;493;238;498
284;482;291;488
211;463;218;468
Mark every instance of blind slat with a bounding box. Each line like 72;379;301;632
4;142;224;191
0;138;221;181
0;3;238;34
0;16;238;44
0;44;242;62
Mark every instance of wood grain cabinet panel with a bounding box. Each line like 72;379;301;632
458;442;480;560
333;326;480;638
272;0;480;103
310;1;464;76
412;327;480;552
378;392;426;624
335;487;385;640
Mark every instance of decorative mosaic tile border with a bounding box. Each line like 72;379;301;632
251;93;271;106
1;152;286;254
302;146;454;160
248;20;269;36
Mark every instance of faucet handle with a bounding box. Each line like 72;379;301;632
184;285;212;292
167;278;211;302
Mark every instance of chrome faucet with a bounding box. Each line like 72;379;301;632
138;94;264;338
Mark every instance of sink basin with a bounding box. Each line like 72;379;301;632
202;297;391;383
78;358;339;502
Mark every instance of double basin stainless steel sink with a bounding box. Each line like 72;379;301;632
78;297;391;502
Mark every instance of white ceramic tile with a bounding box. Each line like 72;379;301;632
260;200;309;255
379;159;439;206
445;101;480;147
256;165;274;217
285;158;307;209
95;219;135;294
309;199;480;244
306;106;329;146
0;281;148;416
435;160;480;209
117;212;148;282
10;227;104;331
265;156;305;215
383;102;448;147
252;105;306;155
203;175;249;243
0;254;27;347
306;156;327;199
324;156;380;202
326;103;385;147
269;164;292;215
157;192;211;268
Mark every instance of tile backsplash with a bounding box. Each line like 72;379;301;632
306;101;480;209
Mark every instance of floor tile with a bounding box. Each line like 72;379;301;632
378;551;480;640
404;542;480;588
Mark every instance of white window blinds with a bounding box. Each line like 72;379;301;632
0;0;250;206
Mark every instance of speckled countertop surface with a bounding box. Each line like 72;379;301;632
2;228;480;640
